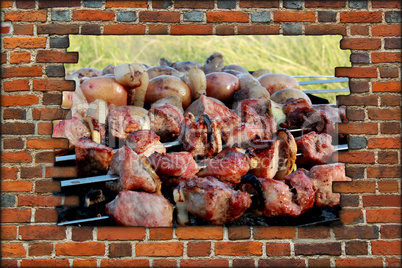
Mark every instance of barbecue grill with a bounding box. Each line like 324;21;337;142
55;76;349;227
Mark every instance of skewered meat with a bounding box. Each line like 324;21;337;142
282;97;312;115
106;145;161;193
149;151;200;187
284;169;315;213
82;116;108;145
149;104;184;141
235;98;271;118
176;176;252;225
125;130;166;157
197;147;250;186
53;116;91;150
105;190;173;227
296;131;335;166
309;163;351;207
185;95;241;138
179;113;222;158
246;139;280;179
273;129;297;180
107;107;141;140
75;137;114;178
151;95;184;114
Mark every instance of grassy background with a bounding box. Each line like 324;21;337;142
66;35;351;103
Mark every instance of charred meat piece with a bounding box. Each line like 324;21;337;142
197;147;250;186
296;131;335;166
224;123;265;148
284;169;315;214
179;113;222;158
234;98;271;118
125;130;166;157
75;137;114;178
309;163;351;207
148;151;200;187
177;176;252;225
52;116;91;150
105;190;173;227
106;145;161;193
185;95;241;138
149;104;184;141
246;139;280;179
107;107;141;140
282;97;312;115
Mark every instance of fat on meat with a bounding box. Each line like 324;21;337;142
247;139;280;179
197;147;250;186
107;107;141;140
125;130;166;157
309;163;352;207
149;104;184;141
75;137;114;177
106;145;161;193
178;176;252;225
148;151;200;187
105;190;173;227
296;131;335;166
52;116;91;149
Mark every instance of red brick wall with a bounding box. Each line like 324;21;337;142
1;0;401;266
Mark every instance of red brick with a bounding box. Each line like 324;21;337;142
372;240;401;255
1;151;32;163
72;259;98;267
1;0;13;7
1;208;31;223
340;11;382;23
37;24;79;35
378;151;399;164
386;258;402;267
338;122;378;135
228;226;250;240
369;108;401;121
105;1;148;8
345;240;368;255
3;137;24;149
274;11;315;22
109;243;131;258
233;259;255;268
335;67;377;78
38;122;53;135
216;25;235;35
366;208;401;223
27;138;68;149
21;259;70;268
259;259;305;267
334;180;376;193
266;242;291;256
38;0;80;8
349;80;369;93
363;195;401;207
215;241;262;256
305;24;346;35
254;226;296;239
333;225;379;239
20;166;42;178
4;10;47;22
171;25;213;35
337;151;375;164
338;94;378;106
373;81;401;92
298;226;331;239
35;208;58;222
308;258;331;267
148;24;168;35
3;79;30;91
346;108;364;121
153;259;177;268
368;137;401;149
72;10;115;21
339;208;364;224
2;122;34;135
14;24;34;35
149;227;173;240
1;26;11;34
372;1;401;8
139;11;180;23
32;107;70;120
36;50;78;63
295;242;341;256
238;25;280;35
340;38;381;50
3;37;46;49
18;195;62;207
1;167;18;179
29;242;53;256
187;241;211;257
10;52;31;64
97;226;146;240
35;151;56;164
240;0;279;8
368;166;401;178
336;258;383;267
176;226;223;240
1;226;17;240
207;11;249;23
0;259;17;268
350;25;369;36
103;25;146;35
101;259;149;267
381;94;401;106
372;52;402;63
45;166;77;178
33;79;75;91
1;94;39;106
136;242;183;257
381;224;401;239
381;122;401;134
378;180;400;193
305;1;345;7
372;24;402;37
181;259;229;268
2;66;42;78
1;180;33;192
56;242;105;256
1;243;26;257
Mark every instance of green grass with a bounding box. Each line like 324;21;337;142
66;35;351;103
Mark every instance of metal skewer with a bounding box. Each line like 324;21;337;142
57;216;110;226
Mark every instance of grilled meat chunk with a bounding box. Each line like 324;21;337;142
197;147;250;186
309;163;351;207
284;169;315;214
106;145;161;193
126;130;166;157
105;190;173;227
52;116;91;150
179;113;222;158
296;131;335;166
148;151;200;187
246;139;280;179
282;97;312;115
149;104;184;141
75;137;114;177
177;176;252;225
107;107;141;140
